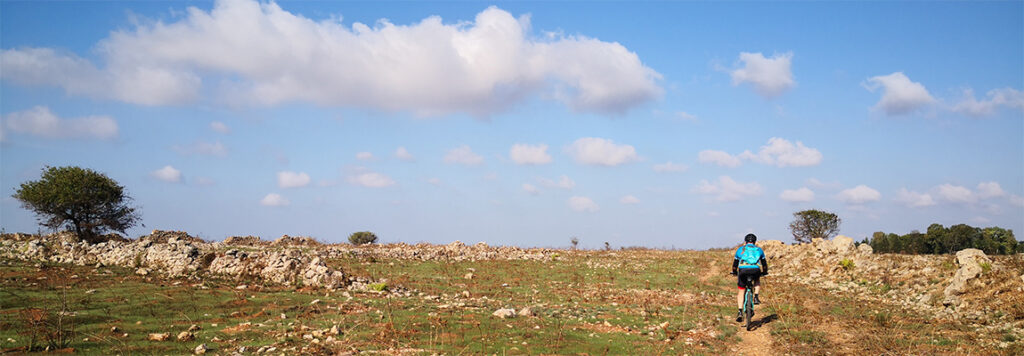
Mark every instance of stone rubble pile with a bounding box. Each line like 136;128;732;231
0;230;347;289
323;240;555;262
762;236;1024;342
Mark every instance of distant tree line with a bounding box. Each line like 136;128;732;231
865;223;1022;255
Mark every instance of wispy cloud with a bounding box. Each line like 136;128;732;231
566;137;638;166
4;106;118;140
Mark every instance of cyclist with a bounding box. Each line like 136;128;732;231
731;233;768;322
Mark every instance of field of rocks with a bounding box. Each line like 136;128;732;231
1;230;1022;355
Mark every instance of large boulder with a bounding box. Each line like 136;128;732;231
830;235;855;254
942;248;991;306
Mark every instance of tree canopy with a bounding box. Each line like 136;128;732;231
13;166;141;243
866;224;1020;255
788;209;841;243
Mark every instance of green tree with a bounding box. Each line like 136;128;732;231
788;209;841;243
348;231;378;245
13;166;141;243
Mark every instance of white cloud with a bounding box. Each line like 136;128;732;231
509;143;552;165
566;137;638;166
779;187;814;203
522;183;540;195
952;88;1024;117
976;181;1005;199
174;140;227;157
620;195;640;204
395;146;414;161
444;145;484;165
277;171;311;188
0;47;199;106
836;185;881;204
348;170;396;188
260;193;289;207
538;175;575;190
210;121;230;133
1009;194;1024;207
652;161;688;173
894;188;936;207
730;52;795;98
151;165;182;183
863;72;935;115
698;150;742;167
739;137;822;167
355;152;375;161
0;4;661;115
693;176;763;202
568;196;599;212
700;138;821;168
4;106;118;140
935;184;974;204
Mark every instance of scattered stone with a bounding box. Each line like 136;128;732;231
193;343;209;354
464;273;474;280
177;331;195;341
492;308;516;319
517;307;535;317
85;289;97;294
310;299;321;305
110;326;120;333
188;324;201;332
135;268;150;276
148;333;170;341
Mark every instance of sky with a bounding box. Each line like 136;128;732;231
1;0;1022;249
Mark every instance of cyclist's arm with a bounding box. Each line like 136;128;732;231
732;258;739;274
759;256;768;274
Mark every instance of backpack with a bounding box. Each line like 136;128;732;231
738;245;761;266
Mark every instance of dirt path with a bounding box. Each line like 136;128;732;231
699;254;775;355
733;316;774;356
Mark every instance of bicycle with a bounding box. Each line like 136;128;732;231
731;271;757;331
740;274;756;331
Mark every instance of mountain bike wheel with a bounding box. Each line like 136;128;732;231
744;289;754;331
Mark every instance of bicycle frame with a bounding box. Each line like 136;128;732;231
742;275;755;331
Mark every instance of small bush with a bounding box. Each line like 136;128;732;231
369;282;388;292
980;262;992;273
348;231;378;245
839;258;855;271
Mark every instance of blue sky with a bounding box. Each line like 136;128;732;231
1;0;1022;248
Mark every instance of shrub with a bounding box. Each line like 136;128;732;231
980;262;992;273
348;231;378;245
839;258;855;271
369;282;388;292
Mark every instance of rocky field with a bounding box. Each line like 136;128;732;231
1;231;1022;355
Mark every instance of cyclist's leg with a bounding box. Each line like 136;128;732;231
753;276;761;296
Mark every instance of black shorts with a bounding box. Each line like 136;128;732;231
737;268;761;289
